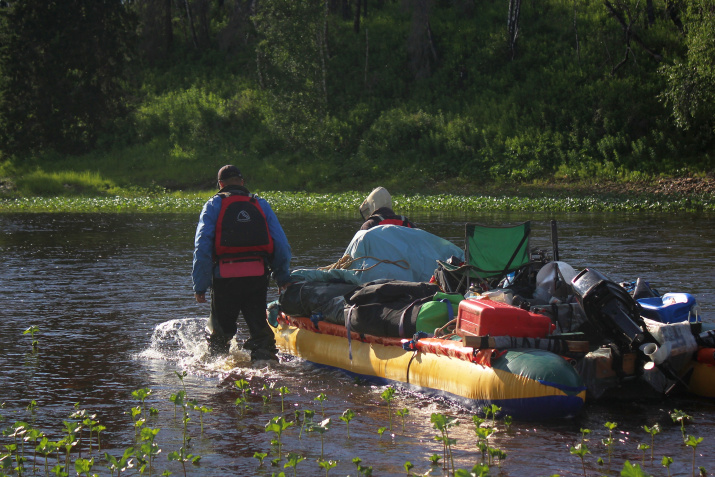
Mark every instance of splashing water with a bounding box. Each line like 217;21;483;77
141;317;208;361
141;317;292;383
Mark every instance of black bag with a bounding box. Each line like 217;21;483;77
433;259;478;295
280;281;359;319
343;280;439;337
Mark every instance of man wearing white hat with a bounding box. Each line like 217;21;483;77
359;187;415;230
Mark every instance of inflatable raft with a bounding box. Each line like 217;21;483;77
268;224;715;419
271;314;587;421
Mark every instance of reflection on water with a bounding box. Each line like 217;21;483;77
1;211;714;476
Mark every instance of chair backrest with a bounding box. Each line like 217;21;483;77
464;221;531;284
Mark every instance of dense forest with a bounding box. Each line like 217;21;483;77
0;0;713;195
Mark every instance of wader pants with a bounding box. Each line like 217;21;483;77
206;274;277;359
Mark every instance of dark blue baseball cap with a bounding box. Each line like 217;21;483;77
217;165;242;187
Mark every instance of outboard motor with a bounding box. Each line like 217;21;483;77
571;268;648;350
572;268;689;391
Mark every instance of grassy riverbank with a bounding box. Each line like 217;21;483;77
1;184;713;214
1;155;713;214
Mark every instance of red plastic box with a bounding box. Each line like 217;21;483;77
456;298;555;338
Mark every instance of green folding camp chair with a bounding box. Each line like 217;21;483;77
434;221;532;294
464;221;532;287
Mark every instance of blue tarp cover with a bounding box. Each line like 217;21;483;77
292;225;464;284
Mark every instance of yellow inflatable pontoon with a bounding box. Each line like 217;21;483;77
272;314;587;420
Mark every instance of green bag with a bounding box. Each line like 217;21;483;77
415;292;464;334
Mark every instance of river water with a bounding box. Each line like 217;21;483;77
1;210;714;477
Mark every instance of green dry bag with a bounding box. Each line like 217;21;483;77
415;292;464;334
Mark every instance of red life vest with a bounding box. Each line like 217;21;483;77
214;191;274;277
373;214;413;228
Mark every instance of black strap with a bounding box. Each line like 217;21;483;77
498;231;530;281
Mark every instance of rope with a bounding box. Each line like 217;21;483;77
403;332;430;384
406;350;418;384
433;318;457;338
318;254;410;272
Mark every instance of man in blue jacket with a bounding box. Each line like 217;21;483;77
192;165;292;361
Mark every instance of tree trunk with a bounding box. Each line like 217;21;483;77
196;0;211;48
646;0;655;26
603;0;662;61
665;0;684;32
573;0;579;62
250;0;264;89
426;21;437;63
407;0;437;79
342;0;351;20
165;0;173;53
328;0;340;15
364;28;369;88
354;0;361;33
183;0;199;49
321;0;328;106
507;0;521;60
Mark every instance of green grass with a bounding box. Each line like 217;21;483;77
1;189;712;213
13;169;118;197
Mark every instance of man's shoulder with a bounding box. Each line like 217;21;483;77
360;218;379;230
202;193;222;208
199;193;216;206
255;195;275;211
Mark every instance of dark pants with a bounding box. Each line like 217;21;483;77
207;275;277;357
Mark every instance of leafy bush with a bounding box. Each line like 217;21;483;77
15;170;116;197
3;0;714;195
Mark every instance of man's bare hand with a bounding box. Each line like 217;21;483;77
195;292;207;303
